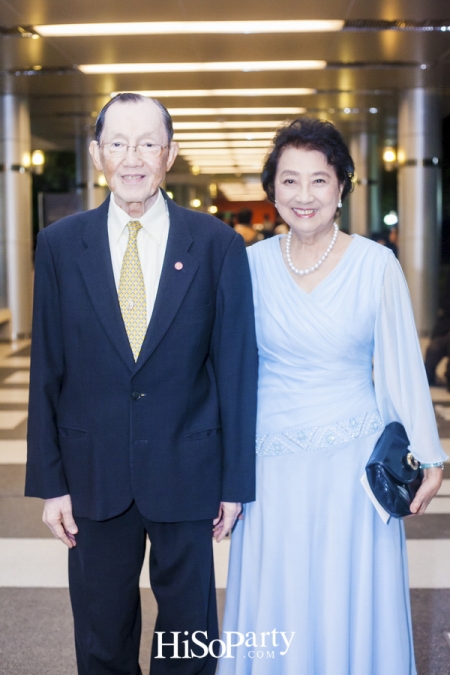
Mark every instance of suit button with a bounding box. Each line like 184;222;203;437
132;391;141;400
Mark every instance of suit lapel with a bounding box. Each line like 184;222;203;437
77;198;135;371
133;197;198;374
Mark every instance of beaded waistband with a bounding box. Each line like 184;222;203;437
256;409;384;458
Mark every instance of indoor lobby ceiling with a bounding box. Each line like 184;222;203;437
1;0;450;188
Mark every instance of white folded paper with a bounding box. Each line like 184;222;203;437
360;472;391;524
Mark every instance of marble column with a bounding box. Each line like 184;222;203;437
0;95;33;339
368;133;381;233
349;133;369;236
398;88;441;335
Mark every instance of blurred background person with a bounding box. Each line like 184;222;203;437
261;212;276;238
234;208;263;246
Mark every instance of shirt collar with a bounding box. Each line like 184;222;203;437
108;189;168;244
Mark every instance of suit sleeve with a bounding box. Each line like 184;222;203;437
210;233;258;503
25;229;69;499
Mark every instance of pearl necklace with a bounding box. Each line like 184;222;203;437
285;223;339;276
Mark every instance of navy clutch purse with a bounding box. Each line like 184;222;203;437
365;421;423;518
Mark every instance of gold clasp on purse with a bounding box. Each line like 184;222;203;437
406;452;419;470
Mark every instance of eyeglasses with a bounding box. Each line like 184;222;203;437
100;142;169;158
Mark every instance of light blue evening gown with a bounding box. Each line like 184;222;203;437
218;234;447;675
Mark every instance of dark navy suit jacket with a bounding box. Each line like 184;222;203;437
25;193;258;522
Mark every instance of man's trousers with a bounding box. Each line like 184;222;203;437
68;501;219;675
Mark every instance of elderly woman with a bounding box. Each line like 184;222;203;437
218;118;445;675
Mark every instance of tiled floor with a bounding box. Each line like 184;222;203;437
0;340;449;674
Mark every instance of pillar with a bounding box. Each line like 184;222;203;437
349;133;369;236
398;89;441;335
75;132;88;212
368;133;381;233
0;95;33;339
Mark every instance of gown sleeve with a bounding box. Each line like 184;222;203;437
373;252;447;464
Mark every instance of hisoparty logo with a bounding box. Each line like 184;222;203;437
154;630;295;660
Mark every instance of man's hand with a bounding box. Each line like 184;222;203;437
42;494;78;548
213;502;243;543
409;467;444;516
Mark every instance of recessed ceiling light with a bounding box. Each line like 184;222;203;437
174;132;276;140
34;20;344;37
192;167;263;174
173;121;300;130
179;149;267;155
111;88;317;97
183;162;266;167
169;107;306;116
79;60;327;74
179;140;271;149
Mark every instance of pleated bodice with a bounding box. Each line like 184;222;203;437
248;235;385;436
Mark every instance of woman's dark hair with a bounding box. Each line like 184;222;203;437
95;93;174;144
261;117;354;204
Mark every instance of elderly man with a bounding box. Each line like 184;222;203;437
25;94;257;675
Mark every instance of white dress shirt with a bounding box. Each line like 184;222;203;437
108;190;169;325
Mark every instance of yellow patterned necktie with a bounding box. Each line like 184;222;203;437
118;221;147;361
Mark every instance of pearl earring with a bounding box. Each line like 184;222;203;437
338;199;342;208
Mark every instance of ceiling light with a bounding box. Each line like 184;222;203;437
186;159;263;166
219;182;267;200
181;157;267;163
175;132;276;140
79;60;327;75
208;206;218;214
169;107;306;116
182;159;266;165
111;88;317;98
173;121;296;131
192;162;263;166
178;141;271;148
193;167;263;174
35;20;343;37
179;149;267;155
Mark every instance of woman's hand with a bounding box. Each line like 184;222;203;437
409;467;444;515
